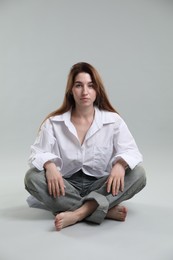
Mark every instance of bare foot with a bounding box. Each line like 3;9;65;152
55;212;79;231
106;205;128;221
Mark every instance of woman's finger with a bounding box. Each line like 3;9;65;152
47;181;52;196
107;176;113;193
51;182;57;198
111;178;117;196
115;178;120;195
59;178;65;196
120;177;124;192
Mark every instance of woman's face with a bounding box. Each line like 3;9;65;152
72;72;96;109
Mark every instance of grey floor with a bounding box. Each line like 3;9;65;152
0;150;173;260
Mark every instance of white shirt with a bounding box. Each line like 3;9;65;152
28;107;143;178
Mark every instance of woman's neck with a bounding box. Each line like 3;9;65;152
72;106;95;119
71;106;95;145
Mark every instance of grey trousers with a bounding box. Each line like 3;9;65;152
24;164;146;224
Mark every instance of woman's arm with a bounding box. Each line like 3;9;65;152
28;119;62;171
106;160;127;196
112;117;143;170
107;116;142;196
44;161;65;198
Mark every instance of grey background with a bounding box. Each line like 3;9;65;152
0;1;173;260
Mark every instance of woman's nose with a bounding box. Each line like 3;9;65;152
82;85;88;94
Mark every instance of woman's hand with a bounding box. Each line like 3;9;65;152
44;161;65;198
106;161;126;196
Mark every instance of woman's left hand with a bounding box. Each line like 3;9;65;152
106;162;125;196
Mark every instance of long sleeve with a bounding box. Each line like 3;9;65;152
112;118;143;169
28;119;63;171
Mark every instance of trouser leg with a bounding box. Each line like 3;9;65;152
84;164;146;224
25;165;146;224
24;168;84;214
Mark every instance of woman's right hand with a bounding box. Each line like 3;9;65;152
44;161;65;198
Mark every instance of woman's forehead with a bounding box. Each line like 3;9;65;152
74;72;92;82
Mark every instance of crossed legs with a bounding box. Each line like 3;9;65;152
25;164;146;231
55;201;127;231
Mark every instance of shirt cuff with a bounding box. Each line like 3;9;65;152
30;153;63;171
112;154;143;170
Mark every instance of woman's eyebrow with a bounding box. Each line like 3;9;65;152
74;81;93;84
74;81;82;83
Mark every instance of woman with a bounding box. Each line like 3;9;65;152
25;62;146;231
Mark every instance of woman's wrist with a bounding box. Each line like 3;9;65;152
116;159;129;170
44;161;56;170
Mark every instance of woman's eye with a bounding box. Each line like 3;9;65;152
88;83;94;88
75;84;81;88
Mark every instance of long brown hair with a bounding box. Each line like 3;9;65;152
43;62;118;122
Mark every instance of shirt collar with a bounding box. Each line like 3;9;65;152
50;107;118;143
95;107;118;125
51;110;71;123
51;107;117;125
51;110;75;132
